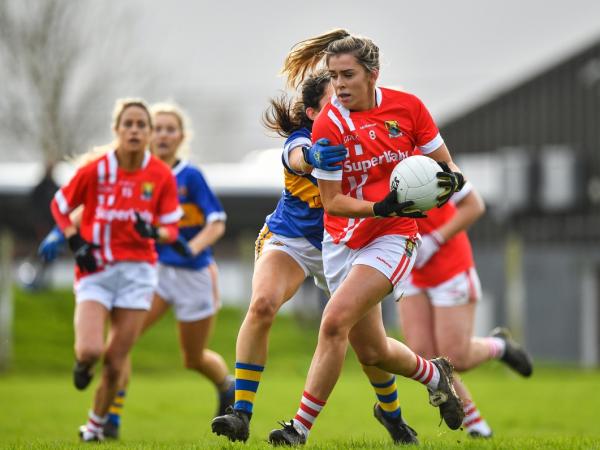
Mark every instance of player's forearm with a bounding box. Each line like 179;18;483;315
436;191;485;241
51;199;77;237
289;146;312;174
156;223;178;244
189;221;225;255
322;193;376;218
426;144;462;174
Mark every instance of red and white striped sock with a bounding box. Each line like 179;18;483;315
85;410;107;434
409;355;440;390
293;391;326;437
485;337;506;359
463;400;492;436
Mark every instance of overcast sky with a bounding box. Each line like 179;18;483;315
134;0;600;119
3;0;600;163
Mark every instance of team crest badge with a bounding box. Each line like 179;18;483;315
405;239;416;258
384;120;402;138
141;182;154;201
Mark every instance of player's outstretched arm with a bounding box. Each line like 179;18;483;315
289;139;346;174
188;220;225;256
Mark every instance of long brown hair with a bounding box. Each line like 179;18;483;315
112;98;153;132
263;70;330;138
282;28;379;89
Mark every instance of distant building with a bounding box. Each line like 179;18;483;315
439;38;600;366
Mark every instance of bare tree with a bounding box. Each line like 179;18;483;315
0;0;142;163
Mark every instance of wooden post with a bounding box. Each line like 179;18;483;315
505;231;525;343
0;228;14;371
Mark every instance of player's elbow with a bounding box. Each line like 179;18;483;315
474;195;486;218
214;221;226;239
322;199;344;217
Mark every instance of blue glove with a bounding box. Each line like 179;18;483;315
302;138;347;171
171;235;194;258
38;226;66;262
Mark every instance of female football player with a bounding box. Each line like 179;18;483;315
212;70;419;445
101;102;233;439
50;98;181;442
398;181;533;438
269;29;467;445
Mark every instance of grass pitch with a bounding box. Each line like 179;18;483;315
0;288;599;449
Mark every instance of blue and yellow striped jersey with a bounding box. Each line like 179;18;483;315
265;128;324;250
156;160;226;270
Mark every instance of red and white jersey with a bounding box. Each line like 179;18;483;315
312;87;444;249
412;183;475;287
52;150;181;278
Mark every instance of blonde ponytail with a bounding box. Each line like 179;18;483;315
282;28;350;88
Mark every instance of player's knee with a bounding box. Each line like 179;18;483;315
247;293;280;325
183;354;204;372
440;348;469;371
355;346;385;366
75;344;103;365
319;314;350;342
102;354;125;385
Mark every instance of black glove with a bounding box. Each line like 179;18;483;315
373;191;427;218
436;162;465;207
67;233;99;273
134;212;159;239
171;235;194;258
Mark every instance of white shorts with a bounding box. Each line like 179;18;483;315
156;263;217;322
255;225;327;292
75;262;157;311
401;267;482;307
322;232;418;299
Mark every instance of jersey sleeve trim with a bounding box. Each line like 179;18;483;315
326;110;345;134
450;180;473;204
160;208;183;224
283;135;312;175
206;211;227;223
312;168;343;181
419;133;444;154
54;189;71;214
172;160;188;176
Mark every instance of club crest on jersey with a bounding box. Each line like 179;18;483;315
405;239;416;258
384;120;403;138
178;186;188;197
141;182;154;201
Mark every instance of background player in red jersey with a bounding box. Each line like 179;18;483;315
50;98;181;442
398;181;533;438
103;102;234;439
269;29;466;446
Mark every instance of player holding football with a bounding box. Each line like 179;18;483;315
397;180;533;438
212;70;418;445
50;98;182;442
101;103;234;439
268;29;466;446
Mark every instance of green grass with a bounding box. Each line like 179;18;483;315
1;288;600;449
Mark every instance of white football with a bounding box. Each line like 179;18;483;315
389;155;446;212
